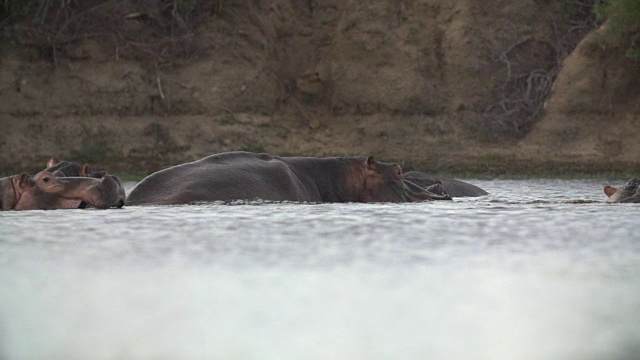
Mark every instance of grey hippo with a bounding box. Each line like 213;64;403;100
604;178;640;203
126;151;454;205
0;171;126;210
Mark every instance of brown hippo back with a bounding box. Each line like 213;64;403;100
126;152;448;205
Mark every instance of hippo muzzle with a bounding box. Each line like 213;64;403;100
61;175;126;209
403;179;452;201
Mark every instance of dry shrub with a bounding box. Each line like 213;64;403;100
481;0;599;139
1;0;222;68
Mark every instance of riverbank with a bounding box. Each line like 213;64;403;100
1;1;638;178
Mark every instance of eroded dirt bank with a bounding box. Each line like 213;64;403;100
1;0;638;176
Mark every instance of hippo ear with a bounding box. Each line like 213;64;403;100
365;156;375;169
47;157;60;168
604;185;618;197
16;173;31;190
81;164;91;177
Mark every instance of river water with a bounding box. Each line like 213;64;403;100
0;179;638;360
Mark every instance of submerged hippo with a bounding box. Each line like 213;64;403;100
403;171;488;197
604;178;640;203
0;171;126;210
126;151;452;205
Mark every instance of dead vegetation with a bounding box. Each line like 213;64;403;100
1;0;221;68
482;0;599;139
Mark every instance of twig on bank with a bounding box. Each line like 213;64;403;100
157;77;165;100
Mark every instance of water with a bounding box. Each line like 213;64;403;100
0;179;638;360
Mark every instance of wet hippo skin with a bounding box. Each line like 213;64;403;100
604;178;640;203
403;171;488;197
126;151;452;205
0;172;126;211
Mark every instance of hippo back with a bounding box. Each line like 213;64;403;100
127;151;420;205
126;152;319;205
0;176;18;210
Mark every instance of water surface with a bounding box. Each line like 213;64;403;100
1;179;638;360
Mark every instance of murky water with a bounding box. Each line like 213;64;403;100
0;179;638;360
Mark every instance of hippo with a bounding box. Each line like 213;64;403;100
604;178;640;203
403;171;488;197
43;157;107;178
0;171;126;211
126;151;452;205
42;157;126;203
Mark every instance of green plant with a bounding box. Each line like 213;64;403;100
627;45;640;60
241;144;266;153
218;114;237;125
594;0;640;60
595;0;614;24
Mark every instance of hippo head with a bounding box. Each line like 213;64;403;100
356;156;406;202
604;178;640;203
403;179;452;201
356;157;451;202
2;171;125;210
44;157;108;178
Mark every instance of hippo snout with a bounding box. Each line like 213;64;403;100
89;175;126;209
